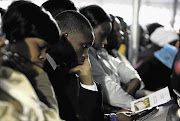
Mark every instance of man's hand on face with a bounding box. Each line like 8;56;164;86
69;58;94;85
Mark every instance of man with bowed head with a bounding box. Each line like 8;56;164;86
45;9;133;120
44;10;104;121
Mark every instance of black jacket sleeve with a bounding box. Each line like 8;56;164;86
78;82;104;121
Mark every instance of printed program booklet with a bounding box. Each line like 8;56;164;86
131;87;171;114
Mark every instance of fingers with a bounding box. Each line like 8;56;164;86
69;57;93;85
116;113;133;121
69;66;81;74
69;58;90;74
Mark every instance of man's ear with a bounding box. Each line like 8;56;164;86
61;31;71;43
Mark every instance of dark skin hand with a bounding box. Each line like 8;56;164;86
116;109;134;121
69;58;94;85
117;113;133;121
123;78;140;97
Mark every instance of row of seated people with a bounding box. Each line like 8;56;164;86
104;11;180;98
42;0;148;119
0;0;179;121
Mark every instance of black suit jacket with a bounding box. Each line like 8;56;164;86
44;61;104;121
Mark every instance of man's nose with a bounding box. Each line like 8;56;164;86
39;52;46;61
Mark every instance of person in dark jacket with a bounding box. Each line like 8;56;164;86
44;10;104;121
42;1;133;121
42;1;105;121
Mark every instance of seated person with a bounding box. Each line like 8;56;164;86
80;5;144;110
105;14;151;99
105;14;128;61
116;16;130;57
136;27;179;91
137;23;163;62
45;9;133;121
0;1;63;120
45;10;104;121
42;0;105;120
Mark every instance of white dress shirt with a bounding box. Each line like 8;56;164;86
88;47;144;110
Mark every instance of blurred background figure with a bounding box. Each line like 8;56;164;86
0;7;5;36
105;14;128;61
116;16;130;58
137;23;164;62
41;0;77;17
146;23;164;39
135;27;179;91
138;25;150;54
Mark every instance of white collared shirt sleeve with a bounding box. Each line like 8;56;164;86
80;82;98;91
88;48;136;109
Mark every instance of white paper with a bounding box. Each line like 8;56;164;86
131;87;171;113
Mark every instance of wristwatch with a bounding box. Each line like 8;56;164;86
109;113;118;121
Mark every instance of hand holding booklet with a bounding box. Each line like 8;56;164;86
117;87;171;117
131;87;171;114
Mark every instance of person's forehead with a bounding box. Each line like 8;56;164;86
26;37;48;46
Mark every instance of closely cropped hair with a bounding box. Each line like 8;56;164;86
53;11;93;71
55;10;93;35
2;0;61;45
79;5;111;28
41;0;77;17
